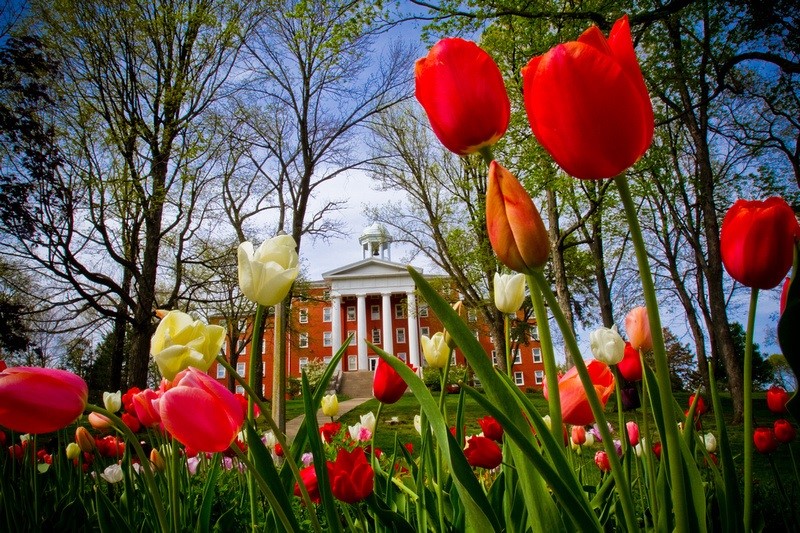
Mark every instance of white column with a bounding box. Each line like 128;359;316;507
381;292;394;356
331;293;342;358
407;291;420;368
356;293;368;370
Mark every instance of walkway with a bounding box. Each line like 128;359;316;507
284;397;371;441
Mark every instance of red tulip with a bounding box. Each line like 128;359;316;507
753;427;779;454
464;435;503;469
625;306;652;351
477;415;503;442
373;358;410;404
720;197;799;290
544;359;615;426
780;277;791;314
132;388;162;428
486;161;549;273
159;367;244;453
415;38;510;155
294;464;325;504
688;394;708;416
521;16;653;180
571;425;587;446
652;442;662;459
594;450;611;472
121;412;141;433
774;419;796;444
617;342;643;382
766;385;790;414
320;421;341;444
330;447;374;504
0;360;6;372
0;366;88;434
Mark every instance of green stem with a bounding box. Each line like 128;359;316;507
231;446;297;533
613;367;627;455
247;304;267;532
434;369;447;533
169;439;180;530
639;374;658;524
85;404;169;532
615;174;688;532
743;287;759;531
504;315;512;378
529;269;638;532
526;274;562;444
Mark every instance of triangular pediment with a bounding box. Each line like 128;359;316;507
322;258;417;280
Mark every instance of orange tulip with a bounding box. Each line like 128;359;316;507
486;161;549;273
159;367;244;453
0;366;87;434
544;359;615;426
522;16;653;179
625;306;652;351
415;38;510;155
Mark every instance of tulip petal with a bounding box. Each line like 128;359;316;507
0;367;87;434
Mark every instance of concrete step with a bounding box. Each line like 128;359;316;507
339;370;375;398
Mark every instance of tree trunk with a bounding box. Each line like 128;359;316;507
589;214;614;328
546;188;576;367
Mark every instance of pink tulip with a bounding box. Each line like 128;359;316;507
625;306;652;351
132;388;162;427
626;421;640;446
159;367;244;453
0;366;87;434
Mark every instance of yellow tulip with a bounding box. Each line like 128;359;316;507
321;393;339;417
150;310;226;381
421;332;449;369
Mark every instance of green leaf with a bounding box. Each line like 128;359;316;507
194;451;221;533
708;363;742;533
777;252;800;422
95;486;135;533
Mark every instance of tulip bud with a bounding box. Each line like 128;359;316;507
625;307;652;351
571;425;586;447
360;412;376;433
774;419;796;444
414;414;422;435
100;464;124;483
0;367;88;434
594;450;611;472
321;394;339;417
753;427;778;454
103;390;122;413
421;332;450;369
626;421;640;447
584;431;595;447
703;433;717;453
493;272;526;314
150;310;226;381
75;427;95;453
65;442;81;460
150;448;166;472
589;325;625;365
766;385;790;414
486;161;549;274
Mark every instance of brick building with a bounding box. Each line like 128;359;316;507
211;224;545;397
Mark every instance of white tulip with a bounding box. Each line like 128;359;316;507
494;272;526;314
589;325;625;365
237;235;299;306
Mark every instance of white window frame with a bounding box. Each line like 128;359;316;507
514;372;524;386
299;357;309;372
468;310;477;322
532;348;542;363
369;357;378;371
348;355;357;371
346;306;356;321
323;331;332;347
394;303;405;319
396;328;406;344
323;290;331;300
371;328;381;344
531;325;539;341
371;305;380;320
397;352;407;362
323;307;332;322
512;348;522;365
236;362;246;377
534;370;544;385
419;305;429;317
491;350;497;365
348;330;356;346
420;326;430;338
216;365;226;379
299;332;309;348
299;308;309;324
236;385;245;394
474;330;480;341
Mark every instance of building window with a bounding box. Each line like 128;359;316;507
299;333;309;348
395;303;405;319
346;306;356;321
369;358;378;371
323;307;332;322
236;385;245;394
299;308;309;323
216;365;226;379
474;330;479;341
473;376;482;388
532;348;542;363
299;357;309;372
514;372;524;386
236;362;246;377
348;331;356;346
531;325;539;341
371;328;381;344
261;338;266;355
491;350;497;365
348;355;357;370
419;304;429;317
513;349;522;364
323;290;331;300
323;331;332;347
262;362;266;376
397;352;407;362
371;305;380;320
396;328;406;343
534;370;544;385
323;356;332;365
468;309;477;322
420;326;430;338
